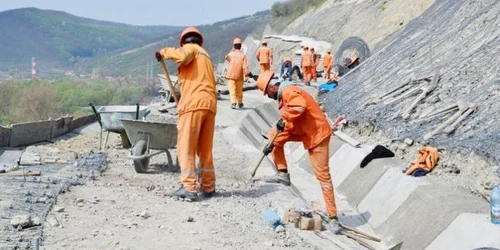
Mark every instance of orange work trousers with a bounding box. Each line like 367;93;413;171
324;66;331;79
311;66;318;81
177;110;216;193
303;66;313;84
268;128;337;217
227;79;243;104
260;63;270;73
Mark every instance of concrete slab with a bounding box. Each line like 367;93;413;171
377;185;489;249
338;157;401;207
254;101;280;128
0;126;11;147
425;213;500;250
51;116;73;138
9;120;56;147
0;148;22;169
329;144;374;187
19;152;41;166
358;167;432;228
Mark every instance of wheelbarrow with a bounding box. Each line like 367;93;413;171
89;103;148;150
120;118;178;173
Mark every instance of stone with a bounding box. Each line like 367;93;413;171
403;138;414;146
140;210;150;219
47;217;60;227
275;225;285;233
19;153;41;166
264;241;274;247
10;215;31;229
54;206;65;212
30;216;42;226
187;216;194;222
76;198;84;203
77;203;84;207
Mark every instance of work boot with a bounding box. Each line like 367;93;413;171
238;103;244;109
199;189;216;198
170;186;198;200
326;216;341;235
231;103;237;109
267;172;291;186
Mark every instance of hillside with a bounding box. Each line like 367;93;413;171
0;8;183;73
76;11;271;76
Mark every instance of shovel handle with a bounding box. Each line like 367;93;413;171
158;60;179;104
89;102;102;128
250;131;280;178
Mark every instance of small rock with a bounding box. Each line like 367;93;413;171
403;138;414;146
10;215;31;229
54;206;65;213
140;210;150;219
275;225;285;233
77;203;84;207
114;241;120;245
76;198;84;203
92;230;99;237
0;169;6;174
30;216;41;226
186;216;194;222
36;197;48;204
427;96;441;104
47;217;60;227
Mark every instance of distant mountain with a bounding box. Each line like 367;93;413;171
76;10;271;77
0;8;184;72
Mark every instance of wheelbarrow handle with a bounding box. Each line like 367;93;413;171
88;102;103;128
136;103;140;120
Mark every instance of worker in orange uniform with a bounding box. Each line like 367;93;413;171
256;71;340;232
311;48;319;82
323;49;333;80
301;46;313;85
225;37;249;109
155;27;217;200
256;40;273;73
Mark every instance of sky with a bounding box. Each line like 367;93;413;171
0;0;280;26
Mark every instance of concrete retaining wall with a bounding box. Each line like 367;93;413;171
0;114;97;148
236;101;500;249
9;120;56;147
0;126;11;147
70;115;97;131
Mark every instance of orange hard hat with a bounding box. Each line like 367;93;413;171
233;37;243;45
256;71;274;95
179;27;204;46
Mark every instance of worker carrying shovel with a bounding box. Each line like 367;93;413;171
256;71;340;231
154;27;217;200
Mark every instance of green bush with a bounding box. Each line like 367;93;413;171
269;0;327;32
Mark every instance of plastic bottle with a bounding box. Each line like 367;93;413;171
491;184;500;224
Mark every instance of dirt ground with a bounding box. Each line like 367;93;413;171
34;125;319;250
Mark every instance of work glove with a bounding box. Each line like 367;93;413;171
262;143;274;156
155;51;163;62
276;119;286;132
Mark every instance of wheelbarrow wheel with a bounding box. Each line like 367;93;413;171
132;140;149;173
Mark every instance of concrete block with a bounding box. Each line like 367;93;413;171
329;144;374;187
290;136;348;174
254;101;280;128
376;185;488;249
358;168;432;228
246;110;271;138
236;118;264;149
338;157;400;207
0;126;11;147
425;213;500;250
51;116;73;138
70;115;97;131
9;120;56;147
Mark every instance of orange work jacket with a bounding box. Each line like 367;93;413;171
159;43;217;115
256;46;273;64
301;50;313;67
225;49;249;81
323;54;333;67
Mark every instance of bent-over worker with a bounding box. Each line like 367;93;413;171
256;71;340;228
155;27;217;200
225;37;249;109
